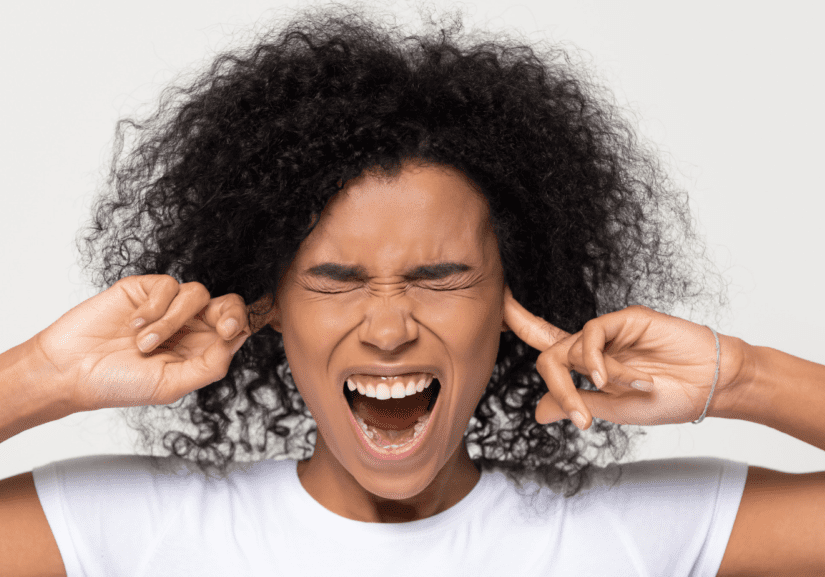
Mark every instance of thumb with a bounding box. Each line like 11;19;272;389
536;390;642;429
156;332;248;404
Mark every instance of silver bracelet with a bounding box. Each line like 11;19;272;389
692;325;720;424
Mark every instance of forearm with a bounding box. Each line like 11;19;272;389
0;339;76;444
712;338;825;452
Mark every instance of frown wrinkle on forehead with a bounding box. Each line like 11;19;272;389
294;162;499;280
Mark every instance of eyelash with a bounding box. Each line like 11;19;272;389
311;283;460;294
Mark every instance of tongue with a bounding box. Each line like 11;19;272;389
351;389;434;430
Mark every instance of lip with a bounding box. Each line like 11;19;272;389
338;364;444;388
340;364;445;461
346;379;442;461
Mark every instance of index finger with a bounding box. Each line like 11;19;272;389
503;286;570;351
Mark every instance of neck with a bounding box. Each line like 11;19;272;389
297;436;480;523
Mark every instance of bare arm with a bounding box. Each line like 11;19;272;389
715;342;825;576
502;295;825;576
712;342;825;452
0;339;76;445
0;340;75;576
0;275;252;576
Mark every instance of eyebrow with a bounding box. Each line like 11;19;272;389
304;262;472;281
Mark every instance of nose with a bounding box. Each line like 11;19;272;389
358;297;419;352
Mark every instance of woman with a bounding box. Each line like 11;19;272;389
1;4;823;576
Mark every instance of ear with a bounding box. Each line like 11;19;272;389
247;293;282;334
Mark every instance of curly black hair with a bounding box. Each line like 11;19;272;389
76;4;727;497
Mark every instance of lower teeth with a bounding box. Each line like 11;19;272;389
354;413;430;450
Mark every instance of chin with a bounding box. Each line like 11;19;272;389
349;458;443;501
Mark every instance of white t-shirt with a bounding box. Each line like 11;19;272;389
32;454;748;576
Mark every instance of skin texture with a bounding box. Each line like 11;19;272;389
71;7;718;488
2;165;825;574
263;162;507;522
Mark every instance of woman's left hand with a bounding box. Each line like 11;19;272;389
502;287;749;429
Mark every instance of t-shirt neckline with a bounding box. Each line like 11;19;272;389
285;460;498;538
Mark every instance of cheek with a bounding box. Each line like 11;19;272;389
277;303;340;410
282;289;503;364
279;295;349;355
432;296;502;356
426;298;502;428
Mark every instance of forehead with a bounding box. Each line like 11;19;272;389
298;164;496;268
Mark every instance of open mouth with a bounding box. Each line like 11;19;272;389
343;373;441;451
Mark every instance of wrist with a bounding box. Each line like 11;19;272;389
707;334;764;421
0;337;78;444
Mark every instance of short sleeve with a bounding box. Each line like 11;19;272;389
32;454;197;577
582;457;749;577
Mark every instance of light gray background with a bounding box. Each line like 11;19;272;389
2;0;824;480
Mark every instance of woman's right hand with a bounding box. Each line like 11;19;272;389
32;274;251;412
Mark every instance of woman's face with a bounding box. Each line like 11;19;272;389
268;162;506;508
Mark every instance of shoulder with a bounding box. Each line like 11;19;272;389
480;458;748;572
483;456;747;505
31;454;302;517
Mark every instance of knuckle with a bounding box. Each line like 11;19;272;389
142;297;168;317
535;353;551;374
160;274;180;290
547;340;568;360
148;318;172;336
536;352;561;377
182;281;211;301
537;320;554;338
582;317;601;333
227;292;247;307
224;294;249;317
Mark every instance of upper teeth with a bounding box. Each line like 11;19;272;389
346;373;434;400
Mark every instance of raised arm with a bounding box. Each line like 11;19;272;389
0;340;76;445
502;289;825;576
715;345;825;576
714;344;825;453
0;340;73;577
0;274;252;576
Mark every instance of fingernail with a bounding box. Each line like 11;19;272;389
592;371;604;388
223;318;239;336
631;380;653;392
139;333;159;352
569;410;587;430
132;317;146;329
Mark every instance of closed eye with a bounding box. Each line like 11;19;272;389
301;262;477;294
414;280;471;292
307;283;358;294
